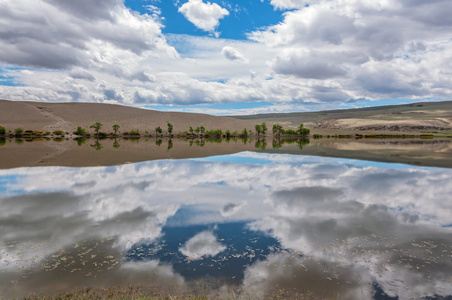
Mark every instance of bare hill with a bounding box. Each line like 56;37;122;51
0;100;256;134
235;101;452;133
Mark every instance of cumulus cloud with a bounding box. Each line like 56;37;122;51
179;230;226;259
221;46;249;63
178;0;229;34
248;0;452;103
0;0;452;110
69;69;96;82
0;0;177;70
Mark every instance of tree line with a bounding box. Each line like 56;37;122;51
0;121;310;139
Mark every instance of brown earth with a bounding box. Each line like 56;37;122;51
236;101;452;135
0;99;257;135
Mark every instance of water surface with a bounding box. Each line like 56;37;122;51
0;147;452;299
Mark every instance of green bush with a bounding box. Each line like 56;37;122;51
129;129;140;136
0;126;5;135
14;128;24;135
205;129;222;136
74;126;87;136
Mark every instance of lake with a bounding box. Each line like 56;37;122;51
1;138;452;299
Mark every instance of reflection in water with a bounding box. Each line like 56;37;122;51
90;139;103;151
0;153;452;299
272;138;310;149
113;139;120;149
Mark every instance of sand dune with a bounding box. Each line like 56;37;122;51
0;99;257;134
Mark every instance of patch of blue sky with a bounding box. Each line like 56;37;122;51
0;67;24;87
0;74;24;87
206;152;440;171
192;153;273;165
0;174;27;196
124;0;284;40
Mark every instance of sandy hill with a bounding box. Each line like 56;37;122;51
235;101;452;133
0;100;256;134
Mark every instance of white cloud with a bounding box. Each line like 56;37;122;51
179;230;226;259
178;0;229;34
0;0;177;70
221;46;249;63
248;0;452;103
1;0;452;113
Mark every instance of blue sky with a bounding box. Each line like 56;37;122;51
0;0;451;115
125;0;285;40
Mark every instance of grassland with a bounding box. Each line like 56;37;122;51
234;101;452;136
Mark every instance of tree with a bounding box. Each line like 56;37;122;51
298;123;310;136
167;122;173;135
90;122;103;136
0;126;5;135
200;126;205;135
261;122;267;135
272;124;283;137
255;124;262;137
155;126;163;136
189;126;194;134
112;124;120;136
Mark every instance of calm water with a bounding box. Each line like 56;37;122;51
1;150;452;299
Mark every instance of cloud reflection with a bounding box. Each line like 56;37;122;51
179;230;226;260
0;154;452;298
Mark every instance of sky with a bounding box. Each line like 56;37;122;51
0;0;451;115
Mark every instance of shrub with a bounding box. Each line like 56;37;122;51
283;129;298;135
53;130;65;136
205;129;222;136
97;132;108;138
129;129;140;136
0;126;5;135
74;126;87;136
23;130;44;137
14;128;24;135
